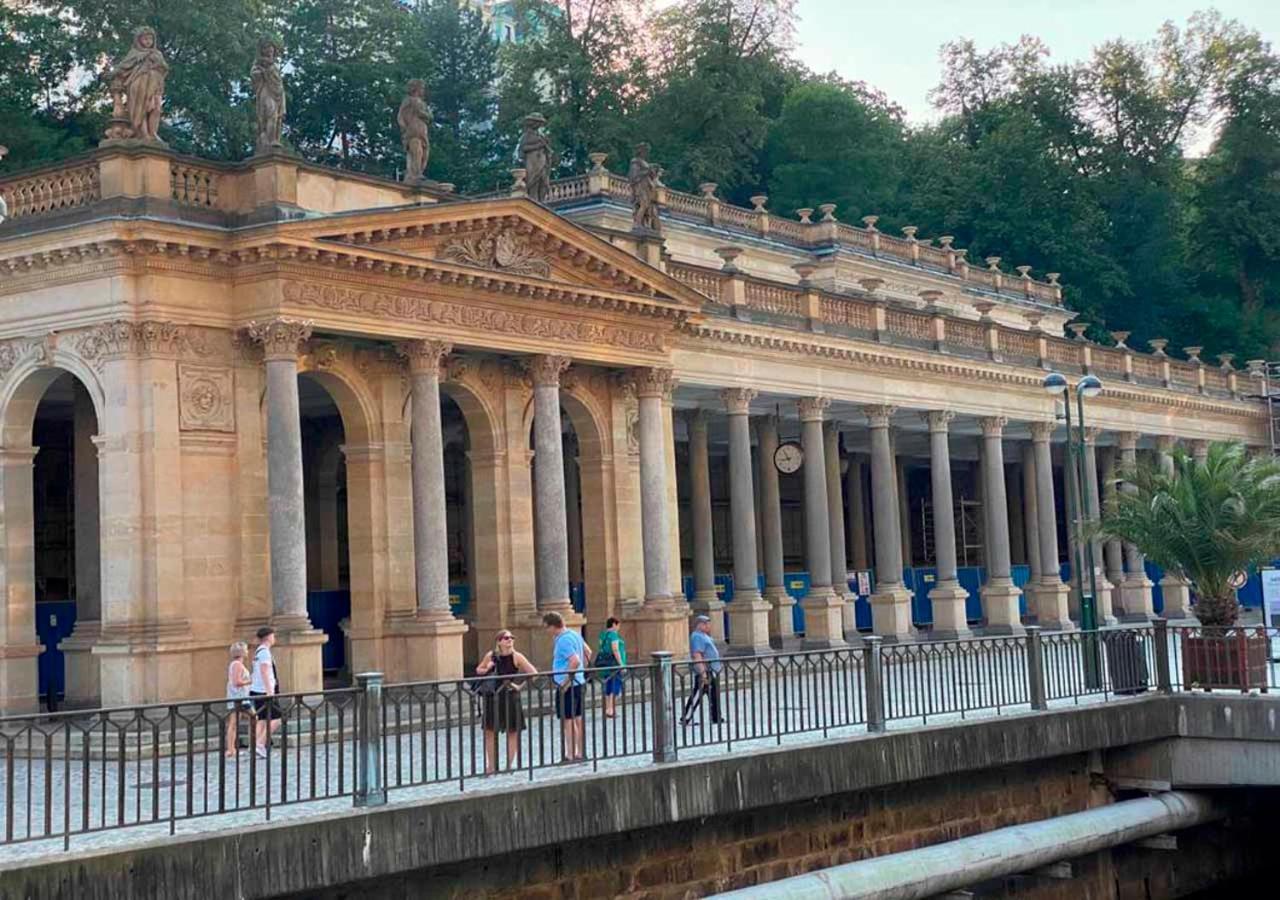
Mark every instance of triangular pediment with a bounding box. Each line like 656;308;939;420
276;197;705;311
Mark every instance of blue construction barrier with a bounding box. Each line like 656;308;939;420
306;590;350;673
449;583;471;617
35;600;76;701
569;582;585;614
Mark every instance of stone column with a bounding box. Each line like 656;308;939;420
525;355;574;612
1117;431;1155;620
1100;446;1126;606
798;397;845;648
824;422;858;642
755;415;797;648
248;318;327;690
564;436;583;590
1155;435;1193;620
865;406;914;641
629;368;688;658
1020;443;1041;581
0;447;42;714
684;410;725;640
846;454;869;570
395;339;467;680
923;411;971;640
1028;421;1073;630
1081;429;1117;625
724;389;771;653
978;417;1024;634
1190;440;1209;466
61;391;102;707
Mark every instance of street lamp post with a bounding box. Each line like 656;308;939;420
1044;371;1104;687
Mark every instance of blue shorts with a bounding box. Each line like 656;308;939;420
556;683;584;719
603;674;624;696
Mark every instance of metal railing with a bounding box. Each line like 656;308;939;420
3;622;1275;851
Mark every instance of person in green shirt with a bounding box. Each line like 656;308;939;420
596;616;627;718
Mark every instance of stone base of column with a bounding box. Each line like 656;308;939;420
763;586;802;651
92;630;230;705
1027;581;1075;631
1106;569;1126;616
629;600;692;661
1119;576;1156;622
269;622;329;695
0;642;42;715
1160;576;1194;621
516;605;585;670
981;579;1026;636
389;613;469;681
1092;572;1119;627
869;585;915;643
58;619;102;708
801;587;847;649
835;589;862;645
688;591;726;644
926;581;972;641
726;594;773;655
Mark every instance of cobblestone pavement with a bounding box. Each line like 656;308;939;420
1;631;1275;865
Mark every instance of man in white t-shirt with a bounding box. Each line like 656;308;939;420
250;626;282;757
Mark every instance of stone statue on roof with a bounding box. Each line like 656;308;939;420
519;113;552;203
106;26;168;144
251;37;287;154
398;79;431;184
628;142;662;235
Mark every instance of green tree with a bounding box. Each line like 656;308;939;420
1099;443;1280;627
0;3;89;169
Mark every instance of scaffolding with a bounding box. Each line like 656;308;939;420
1268;363;1280;455
919;496;985;568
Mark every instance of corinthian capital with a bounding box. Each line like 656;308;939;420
978;416;1008;437
522;354;572;387
630;366;676;400
864;404;896;429
797;396;830;423
721;387;757;415
1029;420;1056;442
922;409;954;433
1155;434;1178;454
1083;427;1104;446
395;339;452;375
1117;431;1140;452
247;318;314;361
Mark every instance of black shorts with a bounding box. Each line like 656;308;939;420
250;692;283;721
555;683;584;720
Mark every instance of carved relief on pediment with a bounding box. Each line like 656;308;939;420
437;227;551;278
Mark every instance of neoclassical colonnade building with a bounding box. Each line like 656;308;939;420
0;145;1267;712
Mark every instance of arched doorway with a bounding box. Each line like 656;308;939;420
0;366;103;712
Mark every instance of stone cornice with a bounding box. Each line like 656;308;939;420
681;319;1267;424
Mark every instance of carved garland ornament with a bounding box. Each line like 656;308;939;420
437;227;552;278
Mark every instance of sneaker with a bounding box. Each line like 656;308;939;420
255;746;267;759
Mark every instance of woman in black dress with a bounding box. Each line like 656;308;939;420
475;631;537;774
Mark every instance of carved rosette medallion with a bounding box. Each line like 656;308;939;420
395;339;452;376
179;364;235;432
438;227;552;278
246;318;313;361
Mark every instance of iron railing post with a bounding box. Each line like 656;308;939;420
1153;618;1172;693
863;637;885;732
354;672;386;808
651;651;677;763
1026;626;1048;711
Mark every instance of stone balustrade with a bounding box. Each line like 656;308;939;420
0;161;101;219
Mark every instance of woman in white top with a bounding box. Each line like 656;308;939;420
224;642;252;758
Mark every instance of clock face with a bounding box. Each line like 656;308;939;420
773;441;804;474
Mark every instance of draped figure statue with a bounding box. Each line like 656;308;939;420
628;143;662;234
252;38;287;154
108;27;168;143
398;80;431;183
519;114;552;203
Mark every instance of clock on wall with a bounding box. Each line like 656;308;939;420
773;441;804;474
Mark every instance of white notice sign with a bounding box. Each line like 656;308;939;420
1262;568;1280;629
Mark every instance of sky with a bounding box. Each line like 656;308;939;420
792;0;1280;150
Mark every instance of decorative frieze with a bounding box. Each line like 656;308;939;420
437;227;552;278
178;364;235;432
75;320;219;371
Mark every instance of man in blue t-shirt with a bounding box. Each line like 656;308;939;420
545;611;590;761
681;615;724;726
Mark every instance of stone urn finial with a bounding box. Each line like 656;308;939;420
973;300;997;321
819;203;838;222
796;208;814;224
1246;359;1267;376
918;289;944;311
792;261;818;284
1016;265;1033;279
902;225;918;241
1046;272;1061;285
749;194;768;212
1148;338;1169;357
1024;311;1045;331
1218;353;1235;371
698;182;718;198
1067;322;1090;341
1109;330;1131;349
861;215;879;231
509;167;528;195
588;152;608;174
1183;346;1203;364
858;277;885;295
438;182;456;194
938;235;954;249
985;256;1002;271
714;245;745;272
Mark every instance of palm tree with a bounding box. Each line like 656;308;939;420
1098;441;1280;628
